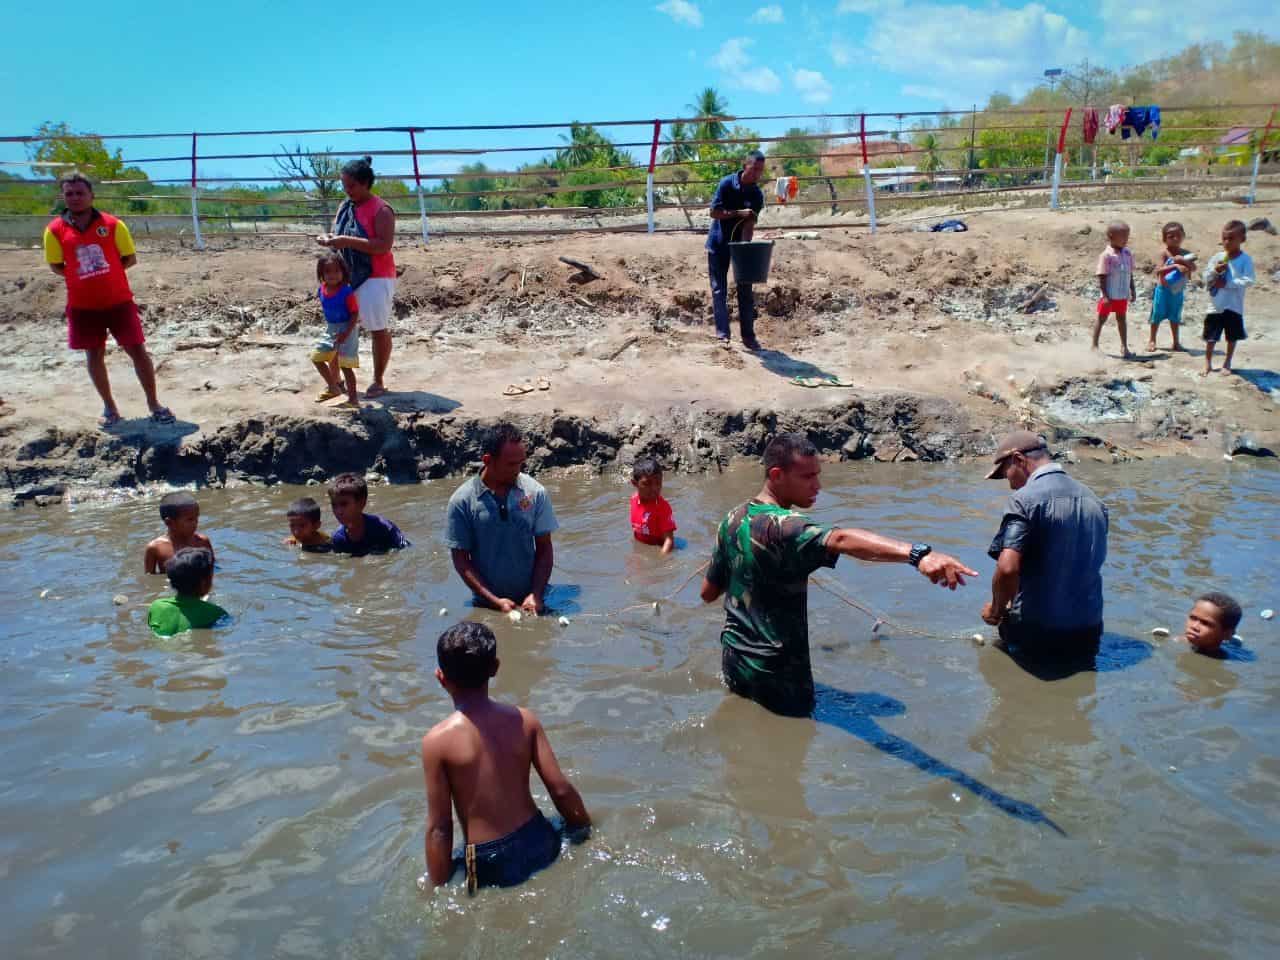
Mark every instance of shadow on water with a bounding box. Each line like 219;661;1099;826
812;684;1066;836
999;632;1154;681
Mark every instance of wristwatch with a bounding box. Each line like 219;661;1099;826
908;543;932;568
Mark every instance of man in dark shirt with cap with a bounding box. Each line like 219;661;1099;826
706;151;766;350
982;430;1109;664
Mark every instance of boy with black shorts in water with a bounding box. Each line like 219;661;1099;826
144;492;214;574
419;621;590;893
1201;220;1255;376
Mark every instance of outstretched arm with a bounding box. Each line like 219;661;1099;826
421;735;454;886
529;712;590;831
826;528;977;589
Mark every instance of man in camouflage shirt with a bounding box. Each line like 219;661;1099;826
701;434;977;717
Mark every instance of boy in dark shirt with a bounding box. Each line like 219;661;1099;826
419;621;590;893
147;547;228;636
327;473;409;556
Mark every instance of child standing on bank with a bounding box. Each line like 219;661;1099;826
630;458;677;554
311;253;360;409
1093;221;1136;358
1147;221;1195;352
1201;220;1255;376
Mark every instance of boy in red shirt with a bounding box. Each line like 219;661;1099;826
630;458;676;554
43;174;174;429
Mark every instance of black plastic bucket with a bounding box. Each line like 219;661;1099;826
729;240;774;285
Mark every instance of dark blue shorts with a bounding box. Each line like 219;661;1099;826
457;811;561;890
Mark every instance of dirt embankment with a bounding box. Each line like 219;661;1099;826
1;201;1276;502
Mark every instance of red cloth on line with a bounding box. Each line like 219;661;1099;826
630;494;676;545
1083;108;1099;145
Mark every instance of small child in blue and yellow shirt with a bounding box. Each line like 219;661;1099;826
311;253;360;409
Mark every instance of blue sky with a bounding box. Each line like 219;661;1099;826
2;0;1272;181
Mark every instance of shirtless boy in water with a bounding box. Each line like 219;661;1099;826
144;492;214;574
419;621;590;893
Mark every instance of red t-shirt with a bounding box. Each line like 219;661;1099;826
630;494;676;545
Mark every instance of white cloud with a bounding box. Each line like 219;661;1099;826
750;4;785;23
711;37;782;94
864;3;1088;104
656;0;702;27
837;0;902;12
1093;0;1270;54
829;36;856;67
793;68;834;103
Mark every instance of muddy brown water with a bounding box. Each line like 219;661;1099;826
3;460;1278;958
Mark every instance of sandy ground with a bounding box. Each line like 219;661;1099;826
1;198;1277;490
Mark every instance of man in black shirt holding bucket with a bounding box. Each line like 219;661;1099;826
706;150;766;350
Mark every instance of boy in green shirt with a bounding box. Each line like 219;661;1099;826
147;547;228;637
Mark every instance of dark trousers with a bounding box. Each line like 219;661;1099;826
708;249;756;341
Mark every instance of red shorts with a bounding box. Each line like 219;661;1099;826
1096;297;1128;319
67;301;145;351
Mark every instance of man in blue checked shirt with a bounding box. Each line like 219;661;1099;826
706;150;766;350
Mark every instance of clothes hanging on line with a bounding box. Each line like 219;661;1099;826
1105;104;1127;134
1083;108;1100;145
1121;105;1161;140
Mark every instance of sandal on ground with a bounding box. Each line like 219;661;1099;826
503;382;535;397
821;375;855;388
334;400;361;412
149;407;176;425
99;410;123;429
535;377;551;391
791;376;826;388
365;383;388;399
314;387;342;403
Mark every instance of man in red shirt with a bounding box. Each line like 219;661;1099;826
44;174;173;428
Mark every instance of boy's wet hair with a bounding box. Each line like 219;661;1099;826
166;547;214;596
328;472;367;502
763;432;817;474
341;155;375;187
1223;219;1247;239
483;422;524;459
159;491;198;521
1161;221;1185;239
287;497;322;523
437;621;497;689
1197;591;1242;632
316;252;350;284
632;457;663;481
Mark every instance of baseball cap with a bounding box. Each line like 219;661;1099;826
985;430;1048;479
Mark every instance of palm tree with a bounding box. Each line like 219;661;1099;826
556;123;616;169
918;133;944;185
687;87;731;145
661;122;696;164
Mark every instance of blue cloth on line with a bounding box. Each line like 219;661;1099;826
1121;105;1160;140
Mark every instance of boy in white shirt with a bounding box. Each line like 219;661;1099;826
1201;220;1256;376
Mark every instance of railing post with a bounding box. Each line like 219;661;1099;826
409;129;429;242
860;114;876;234
190;132;204;251
646;120;661;234
1051;107;1072;211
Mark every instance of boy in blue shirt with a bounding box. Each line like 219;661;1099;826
328;473;409;556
